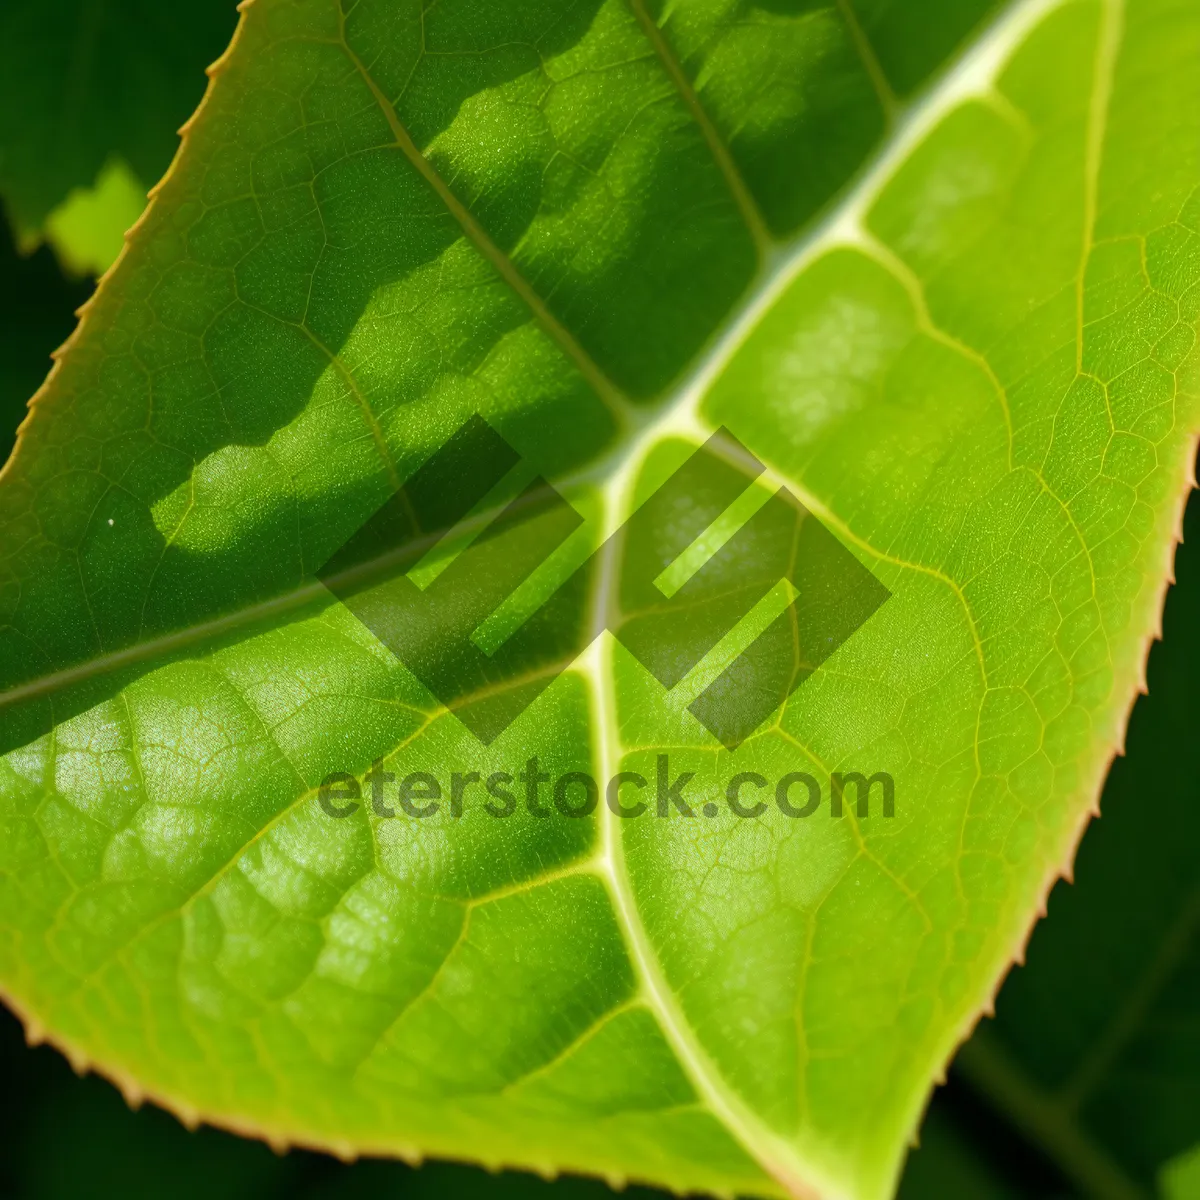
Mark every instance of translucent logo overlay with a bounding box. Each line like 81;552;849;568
318;416;890;750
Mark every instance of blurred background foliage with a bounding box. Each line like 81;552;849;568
2;1;1199;1196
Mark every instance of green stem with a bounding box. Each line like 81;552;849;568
954;1029;1149;1200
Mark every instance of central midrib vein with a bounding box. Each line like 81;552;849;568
573;1;1095;1197
585;517;825;1200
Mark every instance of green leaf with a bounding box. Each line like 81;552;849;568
1163;1145;1200;1200
32;158;150;280
931;482;1200;1200
895;476;1199;1200
1;2;1198;1199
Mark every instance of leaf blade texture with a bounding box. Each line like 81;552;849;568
1;1;1198;1198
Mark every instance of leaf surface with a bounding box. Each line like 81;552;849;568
956;482;1200;1200
897;481;1199;1200
1;2;1199;1198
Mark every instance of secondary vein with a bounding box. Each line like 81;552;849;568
837;0;898;122
1077;0;1124;374
333;0;630;424
626;0;773;257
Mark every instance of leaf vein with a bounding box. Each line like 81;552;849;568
332;0;631;425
